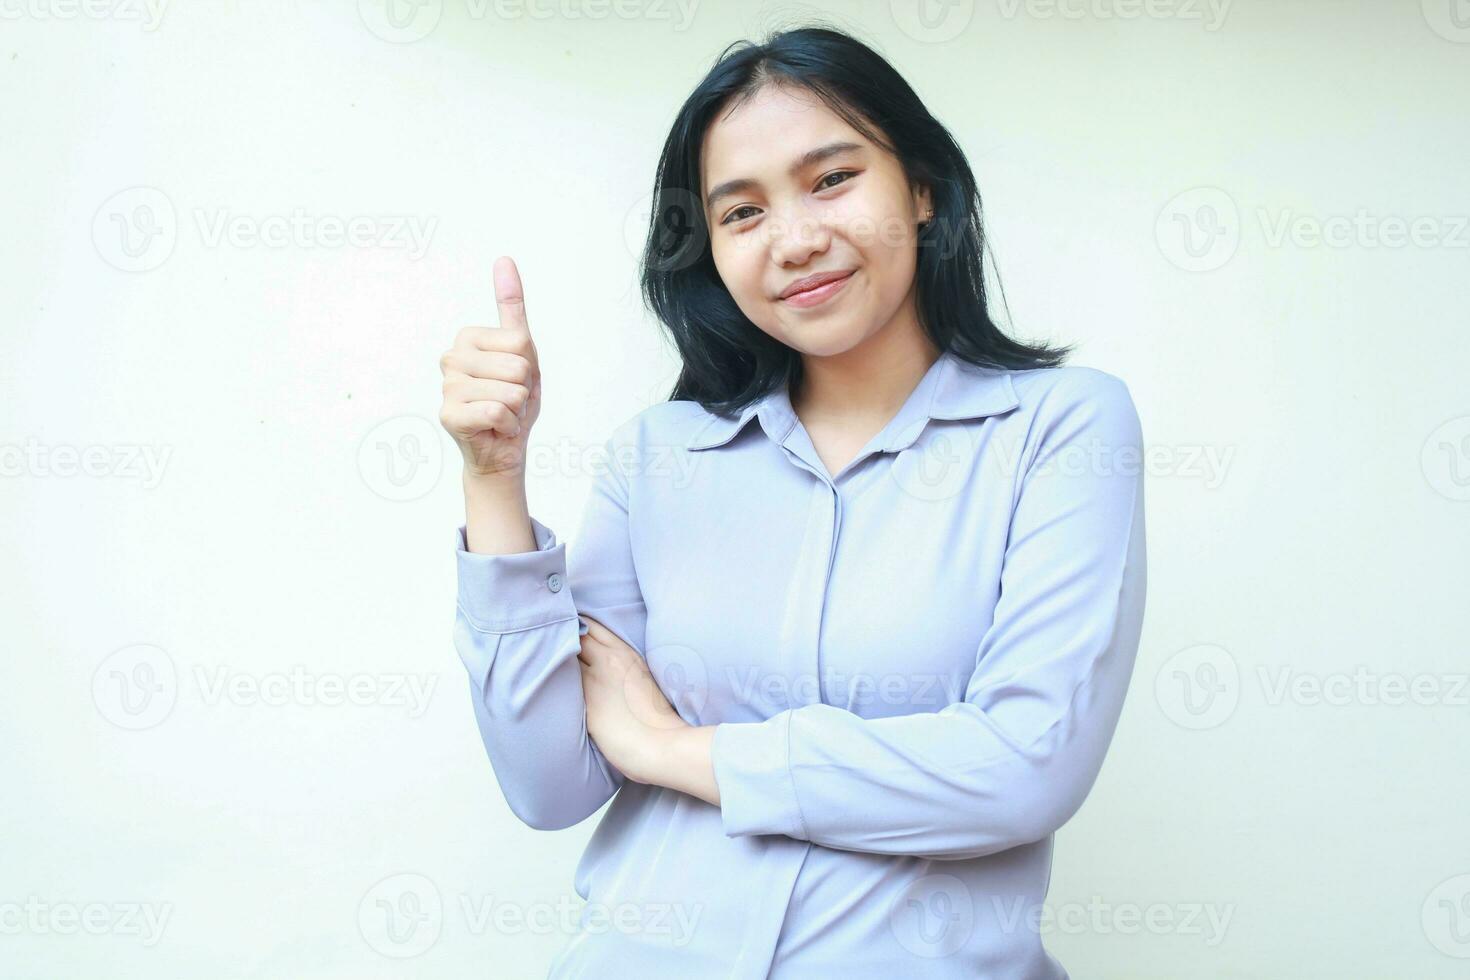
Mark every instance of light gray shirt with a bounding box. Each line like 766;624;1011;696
453;351;1148;978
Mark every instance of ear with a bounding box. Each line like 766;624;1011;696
913;182;934;222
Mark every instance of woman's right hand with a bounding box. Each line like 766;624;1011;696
439;256;543;480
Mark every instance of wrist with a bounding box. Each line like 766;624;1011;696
630;721;680;785
639;724;719;806
463;468;525;495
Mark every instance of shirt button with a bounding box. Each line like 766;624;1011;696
546;572;563;593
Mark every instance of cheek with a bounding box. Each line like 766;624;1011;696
841;196;917;269
836;191;915;257
862;251;916;319
712;240;768;308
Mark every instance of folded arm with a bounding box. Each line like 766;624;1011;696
703;373;1148;860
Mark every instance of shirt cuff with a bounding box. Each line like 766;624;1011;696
454;519;579;634
711;711;807;840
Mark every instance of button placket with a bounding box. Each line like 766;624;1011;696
816;486;841;704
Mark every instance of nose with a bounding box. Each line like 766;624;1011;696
767;201;832;269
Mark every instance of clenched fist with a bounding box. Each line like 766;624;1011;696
438;256;543;479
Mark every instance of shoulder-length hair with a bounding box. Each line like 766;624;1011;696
640;23;1073;417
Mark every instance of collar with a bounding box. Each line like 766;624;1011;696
684;350;1020;453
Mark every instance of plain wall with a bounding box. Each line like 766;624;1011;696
2;1;1467;976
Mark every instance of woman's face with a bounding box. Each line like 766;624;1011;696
700;84;932;358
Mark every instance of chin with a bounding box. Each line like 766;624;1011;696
773;329;871;360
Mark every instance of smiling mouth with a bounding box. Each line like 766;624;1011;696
780;270;855;307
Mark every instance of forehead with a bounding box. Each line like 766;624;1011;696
700;85;867;188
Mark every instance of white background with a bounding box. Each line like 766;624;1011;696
2;0;1467;977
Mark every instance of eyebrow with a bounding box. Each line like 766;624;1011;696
704;140;866;214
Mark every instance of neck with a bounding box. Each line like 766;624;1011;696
790;316;940;426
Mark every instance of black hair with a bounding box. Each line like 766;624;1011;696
638;22;1073;417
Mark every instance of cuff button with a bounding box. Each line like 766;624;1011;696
546;572;563;593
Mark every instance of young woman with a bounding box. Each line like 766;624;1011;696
439;25;1146;979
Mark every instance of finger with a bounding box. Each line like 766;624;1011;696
493;256;531;337
446;377;530;413
581;616;611;643
440;400;520;440
452;325;537;367
446;349;534;386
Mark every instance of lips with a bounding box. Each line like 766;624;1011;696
779;269;855;300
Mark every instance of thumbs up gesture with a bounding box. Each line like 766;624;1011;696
439;256;543;479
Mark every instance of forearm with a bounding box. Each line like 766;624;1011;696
462;470;535;555
454;476;629;830
710;702;1100;860
460;633;625;831
642;725;721;807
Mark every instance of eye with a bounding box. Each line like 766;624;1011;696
720;205;759;226
718;171;858;227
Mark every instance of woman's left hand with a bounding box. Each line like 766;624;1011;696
577;616;688;784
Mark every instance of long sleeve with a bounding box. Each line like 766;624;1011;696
710;372;1147;861
453;426;647;831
